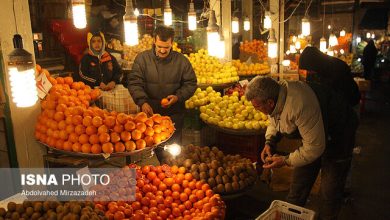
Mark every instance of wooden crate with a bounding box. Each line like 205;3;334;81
215;131;265;163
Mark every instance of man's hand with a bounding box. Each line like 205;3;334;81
141;103;154;117
100;82;107;90
163;95;178;108
106;81;116;91
263;155;287;169
261;144;273;163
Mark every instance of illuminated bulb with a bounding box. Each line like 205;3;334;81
290;45;297;53
340;29;346;37
334;50;338;55
7;35;38;107
282;60;291;67
329;34;338;47
327;50;334;56
244;17;250;31
164;0;173;26
123;0;139;46
366;32;371;38
286;50;290;55
320;37;327;53
292;35;297;43
356;36;361;43
72;0;87;29
301;18;310;36
232;17;239;34
295;41;301;50
328;25;331;29
216;39;225;59
340;49;345;54
264;11;272;29
134;8;140;17
268;29;277;58
371;33;375;39
188;2;196;31
164;144;181;156
207;10;220;57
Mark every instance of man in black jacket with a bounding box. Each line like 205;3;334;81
128;26;197;159
78;31;121;90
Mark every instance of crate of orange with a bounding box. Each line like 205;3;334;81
93;164;226;219
35;69;175;158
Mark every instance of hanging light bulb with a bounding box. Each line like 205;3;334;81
244;17;250;31
72;0;87;29
328;25;331;29
327;49;334;56
290;44;297;54
232;17;239;34
301;17;310;36
292;35;297;43
264;11;272;29
7;34;38;108
366;32;371;38
164;144;182;157
188;1;196;31
340;29;346;37
356;36;361;43
268;29;278;58
216;32;226;59
295;41;301;50
320;37;327;53
134;8;140;17
329;33;338;47
340;49;345;54
371;33;375;39
286;50;291;55
207;10;220;57
123;0;139;46
164;0;173;26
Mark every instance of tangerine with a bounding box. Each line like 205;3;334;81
102;143;114;154
136;139;146;150
124;141;136;151
99;133;110;144
120;131;131;142
124;121;136;131
81;143;91;153
114;142;125;152
92;116;103;127
110;132;121;143
131;129;142;140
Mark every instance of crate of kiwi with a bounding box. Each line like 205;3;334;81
0;201;106;220
163;145;257;196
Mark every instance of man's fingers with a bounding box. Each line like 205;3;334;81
263;161;277;169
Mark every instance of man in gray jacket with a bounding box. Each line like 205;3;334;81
246;76;357;220
128;26;197;159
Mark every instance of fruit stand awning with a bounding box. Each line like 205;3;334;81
359;8;389;30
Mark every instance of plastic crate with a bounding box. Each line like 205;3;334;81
256;200;315;220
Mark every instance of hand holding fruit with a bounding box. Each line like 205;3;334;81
141;103;154;116
263;155;287;169
99;82;107;90
105;81;116;91
261;144;273;163
161;95;178;108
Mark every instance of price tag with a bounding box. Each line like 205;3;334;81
36;72;52;99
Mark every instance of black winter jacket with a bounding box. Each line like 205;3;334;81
128;47;197;115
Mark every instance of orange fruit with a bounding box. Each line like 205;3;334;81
99;133;110;144
113;124;124;133
78;134;89;144
68;133;79;143
136;139;146;150
153;134;162;144
145;118;154;127
120;131;131;142
65;124;75;134
59;130;68;140
72;106;84;116
92;116;103;127
136;123;147;133
144;136;154;147
91;144;102;154
81;143;91;153
75;125;86;135
161;98;169;106
56;103;67;113
82;116;93;127
110;132;121;143
102;142;114;154
134;112;148;123
55;139;64;150
52;130;60;139
54;112;65;122
56;77;64;84
72;115;83;126
89;134;100;144
116;113;128;124
63;141;73;151
72;142;81;152
124;121;136;131
85;125;97;135
124;141;136;151
144;127;155;137
97;125;109;134
153;125;162;134
83;109;94;117
104;116;116;128
131;129;142;141
64;76;73;85
114;142;125;152
58;120;67;130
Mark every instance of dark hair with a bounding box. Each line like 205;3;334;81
153;25;175;41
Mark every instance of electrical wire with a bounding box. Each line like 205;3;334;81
304;0;314;17
12;0;18;33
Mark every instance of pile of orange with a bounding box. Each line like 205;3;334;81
94;164;226;220
34;69;175;154
239;39;268;62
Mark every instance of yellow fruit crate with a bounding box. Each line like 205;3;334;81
256;200;315;220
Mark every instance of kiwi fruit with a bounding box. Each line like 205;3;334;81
215;175;223;185
5;211;12;218
239;172;247;180
42;201;50;212
191;171;200;180
48;212;57;220
199;163;208;172
33;202;43;212
25;207;34;216
222;175;230;184
216;184;225;193
210;160;219;169
11;211;19;220
217;167;225;176
7;202;16;212
209;169;217;178
207;178;217;188
199;171;208;180
191;164;198;172
22;201;32;209
232;181;240;191
31;212;41;220
239;180;246;189
80;214;89;220
225;183;233;193
226;169;234;177
183;159;193;169
71;204;81;215
0;208;6;217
